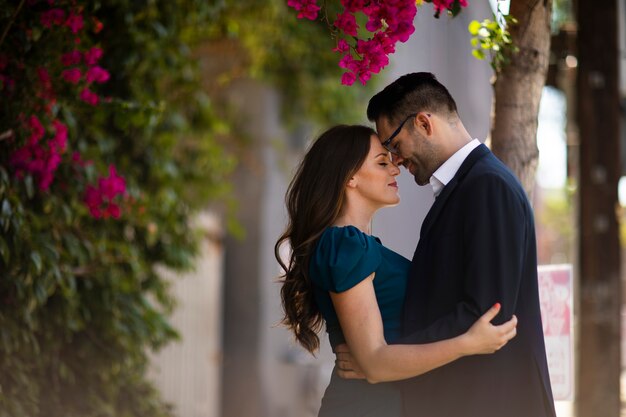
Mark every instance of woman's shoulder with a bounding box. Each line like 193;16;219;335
311;226;383;292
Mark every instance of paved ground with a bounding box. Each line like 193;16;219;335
554;372;626;417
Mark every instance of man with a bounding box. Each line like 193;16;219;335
337;72;556;417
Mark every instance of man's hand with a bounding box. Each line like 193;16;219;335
334;344;366;379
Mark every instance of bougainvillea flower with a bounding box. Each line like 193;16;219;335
85;66;110;84
62;68;82;84
79;88;99;105
61;50;82;66
83;47;103;66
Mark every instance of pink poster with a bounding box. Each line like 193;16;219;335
537;264;574;401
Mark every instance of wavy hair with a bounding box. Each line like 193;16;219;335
275;125;376;353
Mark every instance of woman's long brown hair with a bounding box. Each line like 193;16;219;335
275;125;376;353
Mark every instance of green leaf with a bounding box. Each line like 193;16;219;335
472;49;486;60
30;252;42;275
24;176;34;199
0;235;9;264
1;199;11;217
468;20;481;35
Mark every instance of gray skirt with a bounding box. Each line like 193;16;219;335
318;367;402;417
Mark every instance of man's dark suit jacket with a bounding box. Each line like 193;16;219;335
398;144;556;417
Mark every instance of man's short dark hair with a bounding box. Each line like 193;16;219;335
367;72;458;124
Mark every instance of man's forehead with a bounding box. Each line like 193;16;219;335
375;116;394;136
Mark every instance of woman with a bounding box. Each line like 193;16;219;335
275;125;517;416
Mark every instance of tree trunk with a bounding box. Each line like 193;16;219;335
491;0;553;198
576;0;622;415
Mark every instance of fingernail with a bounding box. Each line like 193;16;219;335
493;302;501;309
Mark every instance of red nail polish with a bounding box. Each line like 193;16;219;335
494;302;501;309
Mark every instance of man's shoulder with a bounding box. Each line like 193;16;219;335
467;152;520;185
460;154;529;200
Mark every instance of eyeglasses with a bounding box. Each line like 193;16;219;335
381;113;417;154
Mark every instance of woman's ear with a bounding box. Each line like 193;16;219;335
346;177;357;188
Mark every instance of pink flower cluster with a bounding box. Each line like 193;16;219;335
61;47;109;106
84;165;127;219
40;7;85;34
39;6;108;106
5;4;126;219
287;0;320;20
287;0;469;85
431;0;468;16
10;115;68;191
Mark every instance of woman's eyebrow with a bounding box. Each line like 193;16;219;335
375;152;388;158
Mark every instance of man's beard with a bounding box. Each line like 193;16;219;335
405;157;430;186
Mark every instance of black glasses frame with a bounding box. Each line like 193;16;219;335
381;113;417;154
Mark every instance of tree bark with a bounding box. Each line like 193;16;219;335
491;0;553;198
576;0;622;415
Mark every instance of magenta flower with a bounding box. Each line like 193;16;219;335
341;71;357;86
84;165;127;219
37;67;52;87
84;185;102;218
85;66;110;84
287;0;321;20
28;115;45;145
65;12;84;34
61;50;82;66
10;115;67;191
83;47;103;66
99;165;126;200
338;54;359;73
334;10;358;37
341;0;368;13
36;67;56;103
79;88;99;106
51;120;68;152
40;9;66;28
333;39;351;54
62;68;82;84
363;4;384;32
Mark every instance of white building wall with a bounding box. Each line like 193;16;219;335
148;213;223;417
375;1;494;258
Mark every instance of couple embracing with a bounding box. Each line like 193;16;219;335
275;72;556;417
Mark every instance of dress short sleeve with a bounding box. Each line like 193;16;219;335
310;226;382;293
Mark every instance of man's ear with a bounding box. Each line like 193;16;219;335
415;112;433;136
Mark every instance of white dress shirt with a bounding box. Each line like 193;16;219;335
429;139;481;198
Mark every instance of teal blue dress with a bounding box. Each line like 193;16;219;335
310;226;410;417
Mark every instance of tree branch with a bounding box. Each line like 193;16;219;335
0;130;14;142
0;0;26;50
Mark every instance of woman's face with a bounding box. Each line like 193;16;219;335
350;135;401;208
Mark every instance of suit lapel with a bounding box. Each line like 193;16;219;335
418;144;491;244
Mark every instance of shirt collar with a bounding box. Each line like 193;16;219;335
430;139;481;197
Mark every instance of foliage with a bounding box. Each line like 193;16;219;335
468;14;519;73
286;0;469;85
0;1;228;416
0;1;376;416
207;0;377;126
551;0;574;32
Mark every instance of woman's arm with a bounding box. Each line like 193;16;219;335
330;273;516;384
